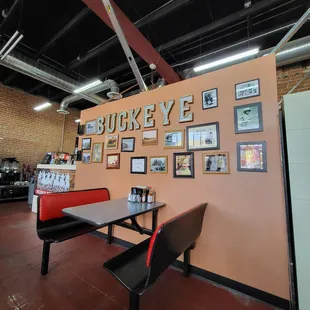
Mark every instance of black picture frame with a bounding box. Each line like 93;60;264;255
77;124;84;136
235;78;260;100
234;102;263;134
121;137;135;152
186;122;220;151
82;138;92;150
237;141;267;172
173;152;195;178
202;88;218;110
130;156;147;174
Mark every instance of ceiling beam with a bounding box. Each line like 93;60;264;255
82;0;181;84
34;7;91;59
0;0;21;32
68;0;192;69
95;0;290;80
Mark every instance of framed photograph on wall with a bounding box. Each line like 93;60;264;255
130;156;147;174
186;122;220;151
202;151;230;174
173;152;194;178
105;134;119;150
237;141;267;172
202;88;218;109
235;79;260;100
150;156;168;174
121;137;135;152
142;129;158;146
82;138;91;150
106;153;120;169
234;102;263;134
82;151;91;164
92;142;103;163
85;120;96;135
164;130;184;149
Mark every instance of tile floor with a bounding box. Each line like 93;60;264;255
0;201;276;310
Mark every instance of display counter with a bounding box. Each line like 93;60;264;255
31;164;76;213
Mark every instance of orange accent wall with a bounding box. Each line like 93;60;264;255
75;55;289;299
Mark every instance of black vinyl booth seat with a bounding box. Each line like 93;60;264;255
103;203;208;310
36;188;110;275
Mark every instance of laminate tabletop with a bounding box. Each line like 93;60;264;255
62;198;166;226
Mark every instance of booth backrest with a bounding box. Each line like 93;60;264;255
145;203;207;286
38;188;110;222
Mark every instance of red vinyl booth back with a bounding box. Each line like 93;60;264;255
39;188;110;222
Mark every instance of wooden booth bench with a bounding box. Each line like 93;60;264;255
104;203;208;310
36;188;110;275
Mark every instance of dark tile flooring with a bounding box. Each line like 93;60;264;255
0;201;276;310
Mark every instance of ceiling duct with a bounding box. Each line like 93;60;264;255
0;50;105;105
57;79;121;114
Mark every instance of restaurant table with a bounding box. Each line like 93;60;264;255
63;198;166;244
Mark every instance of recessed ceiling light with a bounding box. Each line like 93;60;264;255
0;137;3;140
194;48;259;73
74;80;102;94
34;102;52;111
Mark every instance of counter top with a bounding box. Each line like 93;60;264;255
37;164;76;171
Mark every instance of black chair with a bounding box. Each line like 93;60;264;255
36;188;110;275
104;203;207;310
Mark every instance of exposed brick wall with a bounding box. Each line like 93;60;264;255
0;84;80;169
277;60;310;102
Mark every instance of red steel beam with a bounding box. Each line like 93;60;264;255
82;0;181;84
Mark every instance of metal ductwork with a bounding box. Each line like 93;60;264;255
0;50;105;105
57;79;121;114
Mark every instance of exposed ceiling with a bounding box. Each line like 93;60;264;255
0;0;309;110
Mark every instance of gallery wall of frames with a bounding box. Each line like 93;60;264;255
74;55;289;300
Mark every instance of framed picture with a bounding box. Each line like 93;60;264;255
130;156;147;174
234;102;263;134
106;153;120;169
164;130;184;149
92;142;103;163
202;88;218;110
105;134;119;150
202;151;230;174
142;129;158;146
82;151;91;164
186;122;220;151
77;125;84;136
121;137;135;152
85;120;96;135
82;138;91;150
237;141;267;172
173;152;194;178
150;156;168;174
235;79;260;100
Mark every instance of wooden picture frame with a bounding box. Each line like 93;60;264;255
82;138;91;150
106;153;120;169
85;120;96;135
173;152;194;178
164;130;184;149
142;129;158;146
121;137;135;152
186;122;220;151
105;134;119;150
91;142;103;163
237;141;267;172
235;78;260;100
234;102;263;134
202;151;230;174
130;156;147;174
150;156;168;174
